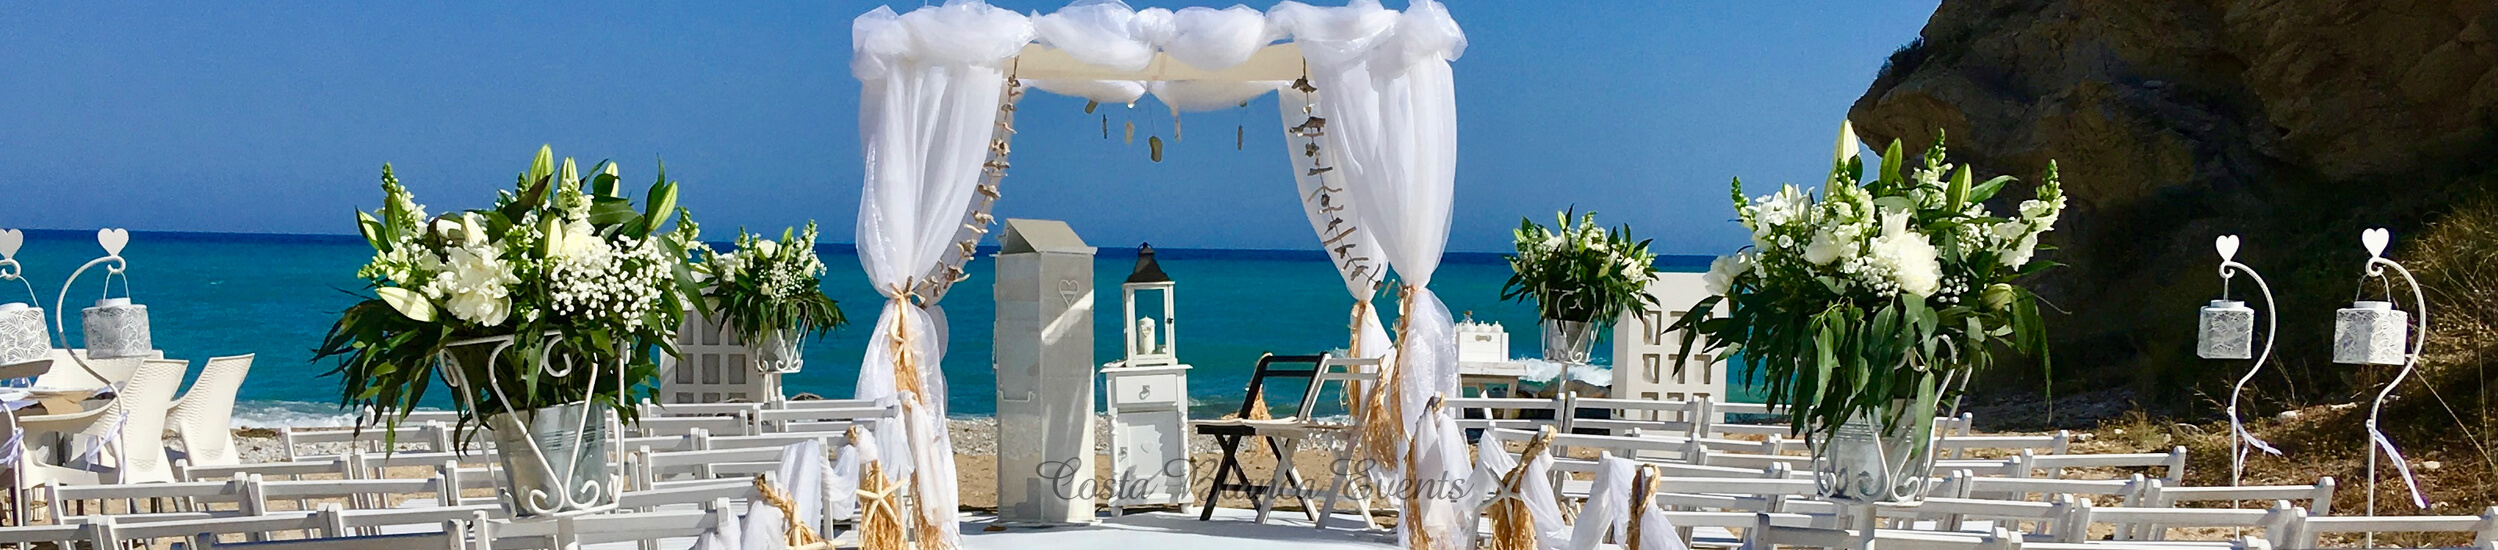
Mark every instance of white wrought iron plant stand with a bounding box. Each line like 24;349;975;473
2209;235;2284;487
1800;351;1969;550
433;332;630;548
2343;229;2432;545
50;229;139;384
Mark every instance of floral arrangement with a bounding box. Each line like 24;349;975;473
693;222;846;345
1501;209;1660;327
319;146;699;437
1676;123;2065;441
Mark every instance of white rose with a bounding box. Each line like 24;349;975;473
755;239;780;257
1803;228;1854;266
1869;210;1942;297
558;220;606;261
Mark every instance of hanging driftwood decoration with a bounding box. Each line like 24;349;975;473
1101;115;1109;139
1173;112;1183;142
1237;126;1244;150
1085;100;1098;114
1125;120;1135;144
1148;136;1164;162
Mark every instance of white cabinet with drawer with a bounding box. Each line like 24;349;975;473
1099;361;1190;515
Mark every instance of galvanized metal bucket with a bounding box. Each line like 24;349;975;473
1540;318;1596;364
485;401;615;516
753;328;803;374
1813;409;1939;504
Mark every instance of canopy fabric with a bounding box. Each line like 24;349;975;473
846;1;1463;548
1275;1;1467;548
850;2;1033;547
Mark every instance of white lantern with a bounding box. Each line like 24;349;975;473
0;303;46;366
82;297;151;359
2332;300;2408;365
2196;300;2255;360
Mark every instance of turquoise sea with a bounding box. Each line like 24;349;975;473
3;229;1722;425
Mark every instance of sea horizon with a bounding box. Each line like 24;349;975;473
6;227;1720;427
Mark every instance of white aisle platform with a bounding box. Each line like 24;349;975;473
962;508;1398;549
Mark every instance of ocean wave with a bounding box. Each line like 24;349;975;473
230;400;403;428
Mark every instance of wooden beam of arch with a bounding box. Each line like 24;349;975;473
1012;43;1305;82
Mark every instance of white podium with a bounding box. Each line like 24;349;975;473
993;219;1097;524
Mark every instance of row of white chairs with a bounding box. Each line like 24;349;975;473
1468;428;2478;550
7;354;256;525
0;474;762;549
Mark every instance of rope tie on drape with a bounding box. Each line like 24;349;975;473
754;474;830;548
1361;288;1415;467
1487;427;1555;550
884;291;927;400
1626;465;1663;550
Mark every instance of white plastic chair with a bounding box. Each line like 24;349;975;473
167;354;254;468
16;358;189;486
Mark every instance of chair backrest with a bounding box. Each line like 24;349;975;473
100;358;187;483
168;353;255;466
1299;355;1378;422
2284;505;2498;550
279;421;455;461
1236;353;1326;419
1570;395;1707;435
2020;446;2188;483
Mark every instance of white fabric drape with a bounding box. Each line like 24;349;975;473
1031;1;1280;74
688;440;833;550
1272;2;1465;548
848;3;1464;548
1568;454;1638;550
852;3;1034;548
1467;432;1567;550
1278;85;1394;364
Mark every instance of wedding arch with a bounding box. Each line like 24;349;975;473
844;1;1467;548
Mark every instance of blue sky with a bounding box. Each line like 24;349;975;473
0;1;1938;255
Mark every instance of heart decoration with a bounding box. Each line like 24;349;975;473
2362;228;2390;259
0;229;21;260
2214;235;2240;263
96;228;129;257
1058;279;1081;308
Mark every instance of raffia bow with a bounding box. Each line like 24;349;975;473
848;424;908;550
1486;426;1556;550
753;474;830;549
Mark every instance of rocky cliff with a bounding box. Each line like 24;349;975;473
1851;0;2498;410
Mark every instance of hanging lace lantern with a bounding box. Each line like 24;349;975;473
2197;300;2255;360
82;297;150;359
0;303;45;366
2332;300;2408;365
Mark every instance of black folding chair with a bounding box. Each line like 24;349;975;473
1194;353;1325;522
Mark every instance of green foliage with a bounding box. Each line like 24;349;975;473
694;222;847;342
1501;209;1661;329
1674;131;2065;439
317;145;697;448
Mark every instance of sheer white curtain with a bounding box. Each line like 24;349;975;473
1278;86;1393;363
851;3;1033;548
1272;1;1466;548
